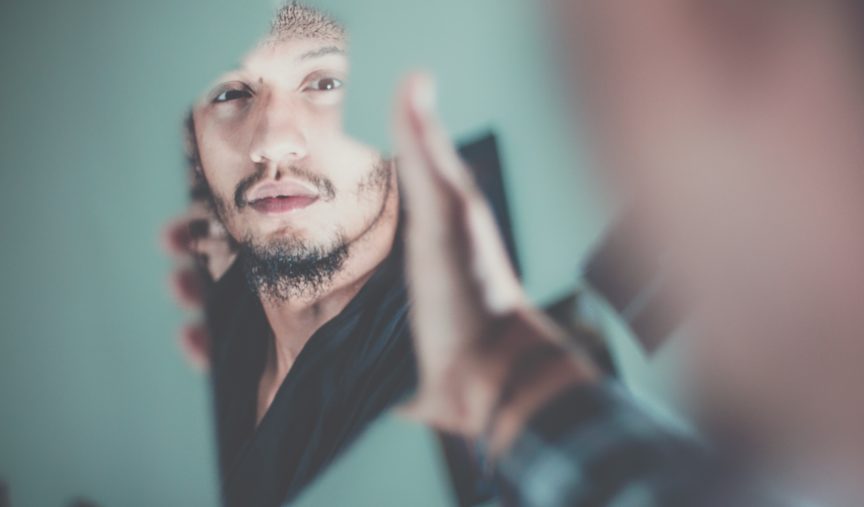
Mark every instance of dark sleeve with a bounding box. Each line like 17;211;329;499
494;382;785;507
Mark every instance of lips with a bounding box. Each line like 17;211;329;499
246;180;319;214
250;195;318;213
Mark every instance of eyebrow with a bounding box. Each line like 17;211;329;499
297;45;346;61
212;45;346;87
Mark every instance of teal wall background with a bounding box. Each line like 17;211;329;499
0;1;618;506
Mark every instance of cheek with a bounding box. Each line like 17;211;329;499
198;128;251;197
305;104;345;141
311;129;381;192
317;151;388;239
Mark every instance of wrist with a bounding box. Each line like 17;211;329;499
457;309;599;442
486;352;595;457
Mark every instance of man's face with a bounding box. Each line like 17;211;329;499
192;36;392;291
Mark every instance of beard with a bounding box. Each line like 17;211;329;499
203;157;393;302
237;233;349;302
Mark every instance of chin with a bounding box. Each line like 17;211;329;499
245;221;307;241
262;229;310;246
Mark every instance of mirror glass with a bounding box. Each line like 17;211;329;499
0;1;653;506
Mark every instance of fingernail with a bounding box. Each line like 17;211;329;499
412;74;437;114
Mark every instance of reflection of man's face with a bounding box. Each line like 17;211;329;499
192;29;393;299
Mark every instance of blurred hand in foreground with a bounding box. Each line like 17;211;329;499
393;73;597;445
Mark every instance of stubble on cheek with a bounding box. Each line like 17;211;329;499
356;158;393;197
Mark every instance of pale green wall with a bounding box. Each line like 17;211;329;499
0;1;610;506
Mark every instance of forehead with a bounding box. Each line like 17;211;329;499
241;37;347;73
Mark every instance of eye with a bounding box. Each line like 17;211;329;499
305;77;344;92
212;86;253;103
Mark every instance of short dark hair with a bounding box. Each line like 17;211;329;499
268;2;346;43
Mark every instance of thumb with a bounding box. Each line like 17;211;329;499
395;72;524;314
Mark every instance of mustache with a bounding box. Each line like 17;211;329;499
234;165;337;209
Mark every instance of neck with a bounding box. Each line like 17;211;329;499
259;181;400;377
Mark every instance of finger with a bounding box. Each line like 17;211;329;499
169;267;206;309
465;199;524;313
396;73;523;313
161;218;207;257
394;73;460;231
400;78;477;197
394;73;480;293
186;204;231;241
412;117;523;312
206;215;230;240
394;73;491;354
179;324;211;372
190;237;235;259
162;211;230;259
189;228;237;281
161;217;194;257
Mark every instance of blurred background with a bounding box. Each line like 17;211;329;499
0;0;663;505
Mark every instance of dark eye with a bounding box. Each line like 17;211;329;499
306;77;344;92
213;87;252;103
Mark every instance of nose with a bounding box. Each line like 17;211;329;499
248;96;309;166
